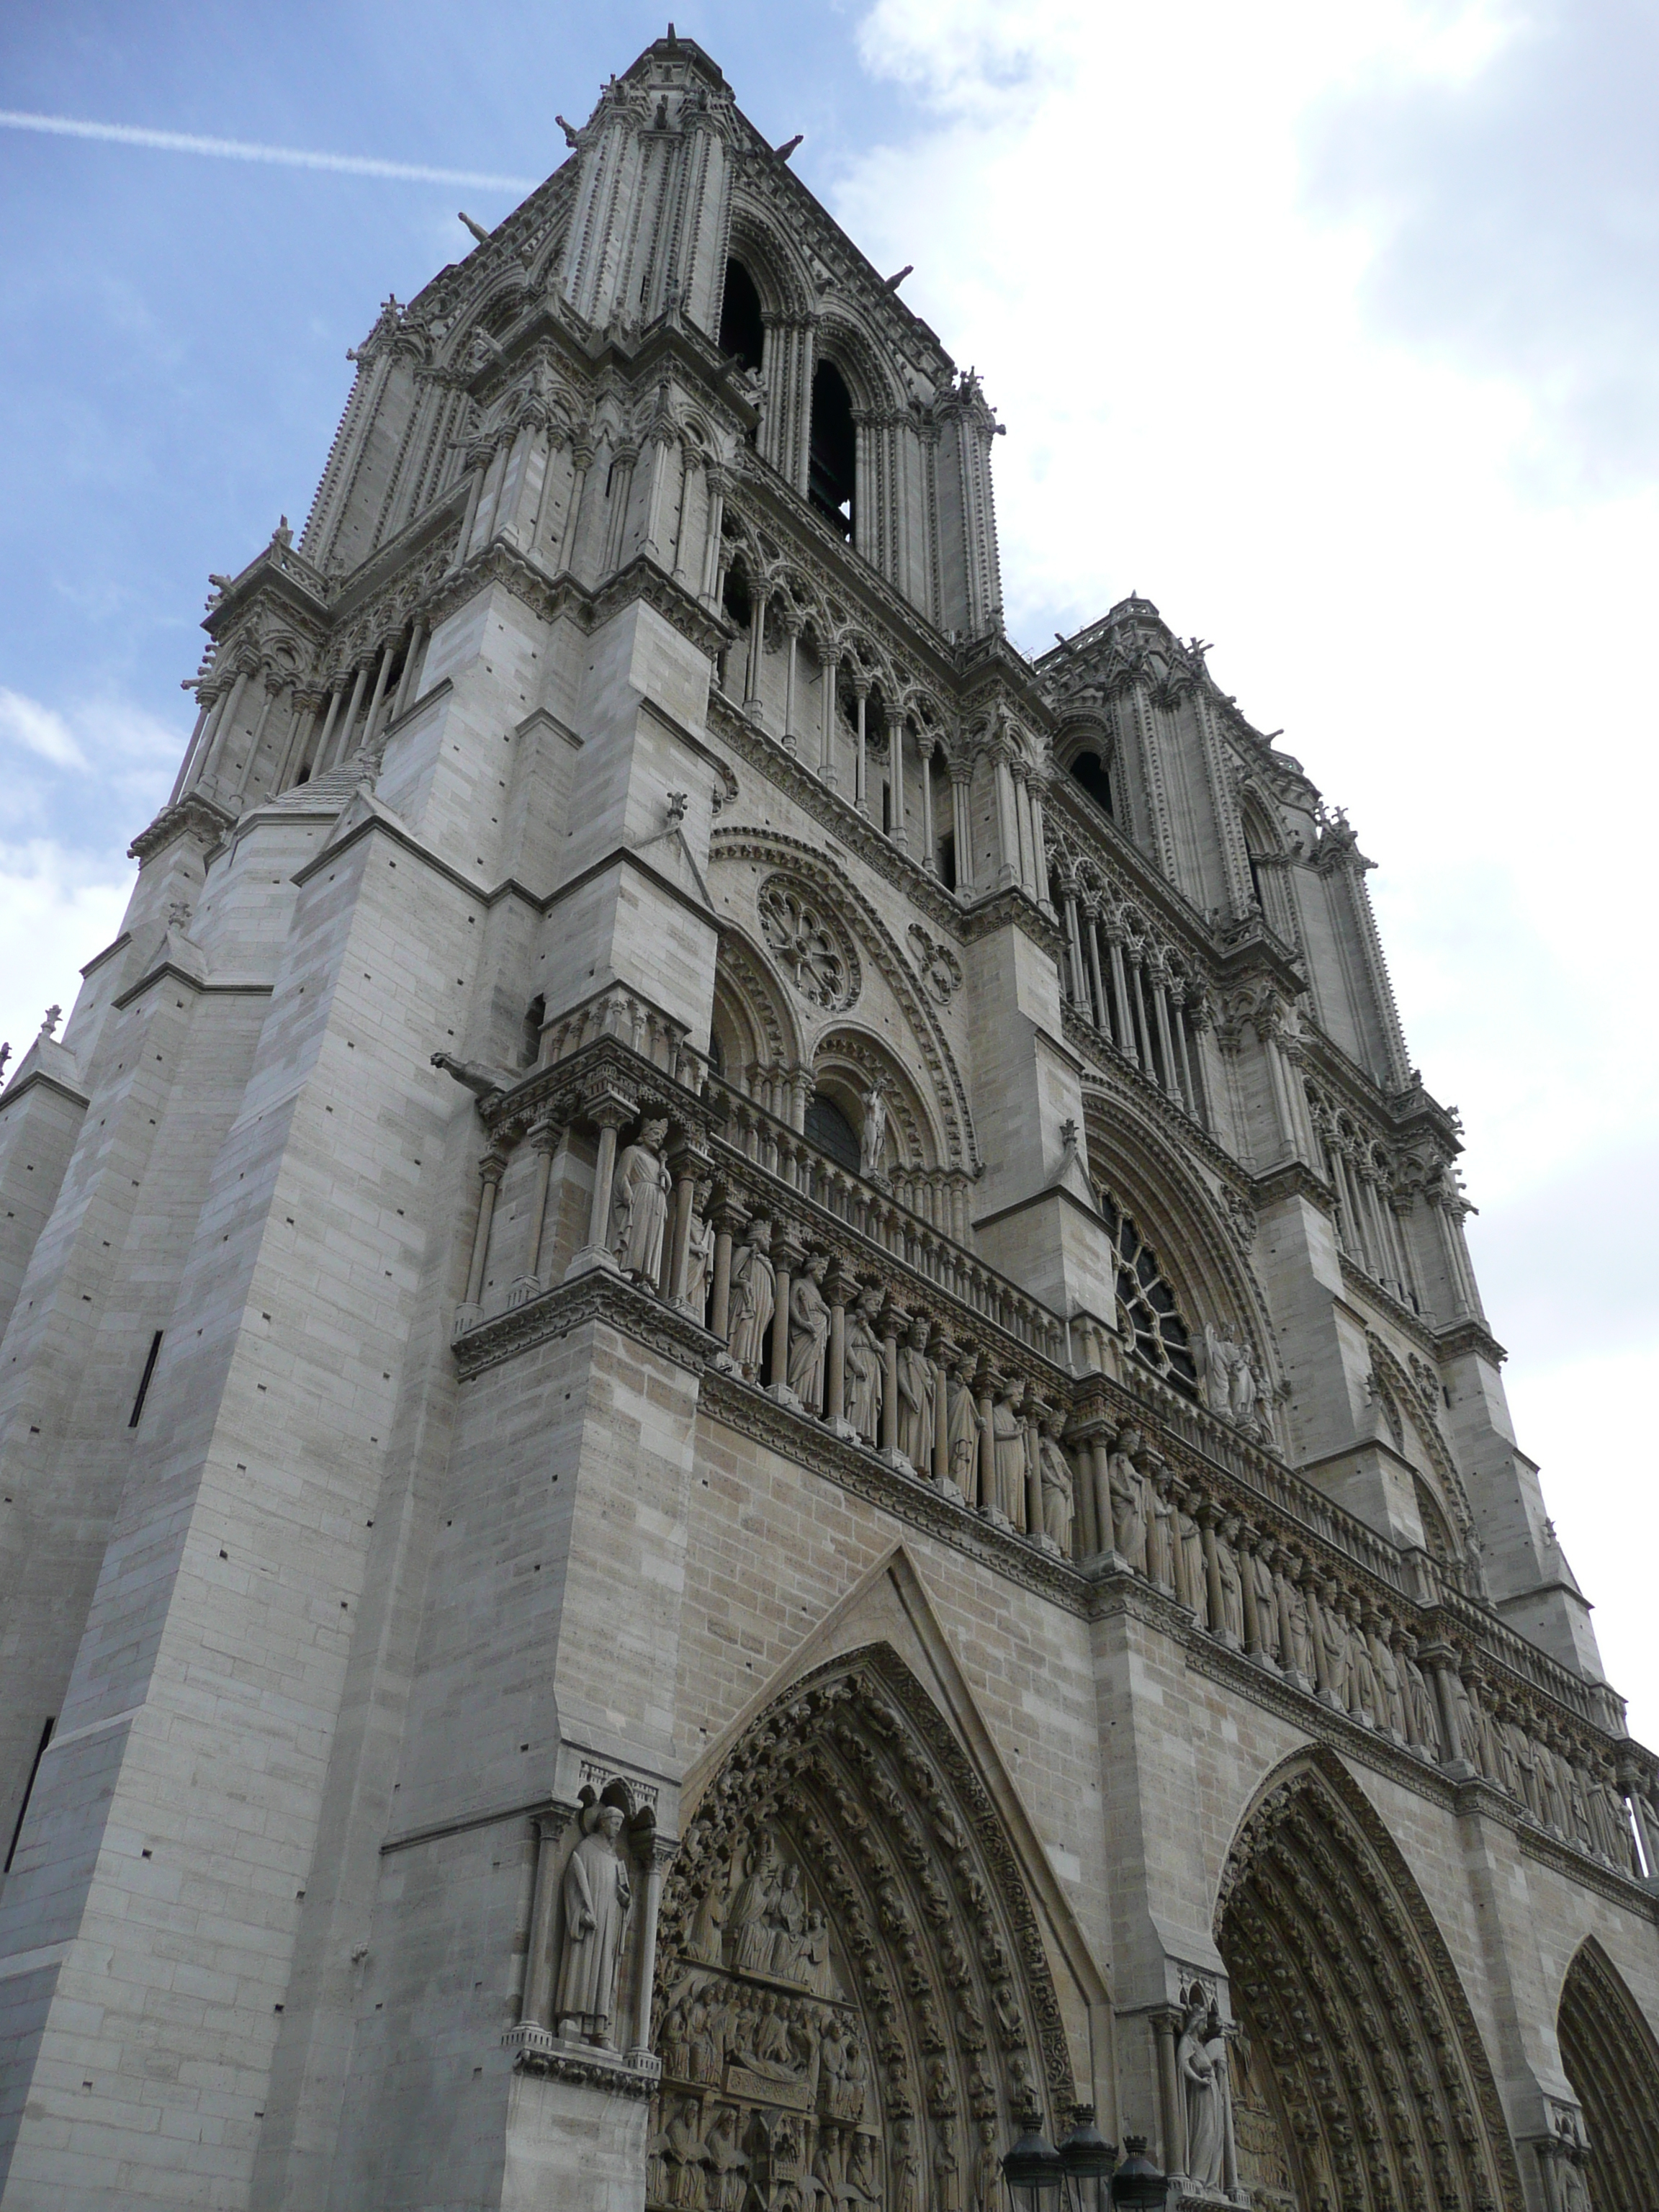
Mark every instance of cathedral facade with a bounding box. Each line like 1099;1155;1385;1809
1;35;1655;2212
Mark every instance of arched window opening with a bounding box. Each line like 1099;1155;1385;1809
521;994;546;1069
1069;747;1115;819
938;830;957;892
804;1092;860;1174
809;359;856;539
717;258;765;374
1558;1941;1659;2208
1099;1192;1197;1395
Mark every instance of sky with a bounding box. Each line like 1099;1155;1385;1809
1;1;1653;1737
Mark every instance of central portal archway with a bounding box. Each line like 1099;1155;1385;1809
650;1650;1079;2212
1216;1757;1522;2212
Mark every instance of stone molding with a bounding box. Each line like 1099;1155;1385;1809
503;2023;662;2095
454;1264;719;1383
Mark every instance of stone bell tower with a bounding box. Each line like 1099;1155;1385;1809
4;29;1658;2212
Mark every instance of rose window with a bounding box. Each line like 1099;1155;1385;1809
1100;1192;1198;1394
757;876;859;1012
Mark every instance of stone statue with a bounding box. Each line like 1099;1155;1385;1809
892;2116;924;2212
1177;1495;1208;1626
727;1224;775;1377
896;1318;934;1467
665;2094;709;2208
728;1834;783;1972
990;1394;1026;1522
683;1184;714;1321
859;1078;889;1179
685;1875;725;1965
845;2130;881;2204
1038;1424;1074;1552
1282;1573;1316;1681
787;1254;832;1410
1319;1584;1353;1709
1398;1637;1440;1753
934;2121;961;2212
1251;1546;1280;1664
971;2118;1002;2212
611;1117;673;1282
1108;1429;1148;1572
1145;1460;1176;1590
945;1364;979;1491
845;1287;884;1444
1349;1599;1380;1719
1216;1519;1246;1643
555;1799;632;2044
768;1860;807;1977
1197;1322;1238;1419
1372;1629;1406;1737
703;2105;748;2212
1177;2000;1227;2192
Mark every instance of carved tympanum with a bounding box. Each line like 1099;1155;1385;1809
648;1652;1075;2212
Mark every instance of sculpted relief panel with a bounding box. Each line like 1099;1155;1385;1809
649;1656;1076;2212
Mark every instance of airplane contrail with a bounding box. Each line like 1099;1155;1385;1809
0;109;538;192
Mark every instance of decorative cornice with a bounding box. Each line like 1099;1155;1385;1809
453;1264;718;1382
111;964;274;1013
1250;1157;1334;1214
1434;1316;1509;1367
128;792;235;866
504;2025;661;2096
958;882;1066;957
0;1067;90;1116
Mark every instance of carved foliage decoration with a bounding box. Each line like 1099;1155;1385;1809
758;874;861;1013
651;1651;1074;2212
1217;1758;1524;2212
1556;1937;1659;2212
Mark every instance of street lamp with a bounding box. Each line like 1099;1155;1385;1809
1107;2134;1166;2209
1002;2116;1064;2212
1056;2105;1117;2212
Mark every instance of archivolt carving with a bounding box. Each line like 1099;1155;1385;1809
714;927;804;1087
813;1028;937;1173
1555;1936;1659;2212
1216;1753;1524;2212
652;1648;1076;2212
711;827;979;1172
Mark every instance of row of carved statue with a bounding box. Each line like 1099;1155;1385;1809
1074;1416;1647;1876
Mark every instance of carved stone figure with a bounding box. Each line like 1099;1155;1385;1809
768;1861;807;1977
555;1800;632;2044
1318;1583;1352;1709
728;1834;782;1973
858;1079;889;1179
1177;1495;1208;1626
1250;1545;1280;1663
1372;1629;1406;1737
846;2130;881;2203
1038;1423;1074;1552
945;1363;979;1491
727;1226;775;1377
1399;1637;1440;1753
683;1186;715;1321
686;1874;726;1965
991;1393;1026;1522
934;2120;961;2212
1145;1460;1176;1590
891;2116;924;2212
971;2118;1002;2212
845;1287;884;1444
1282;1573;1316;1681
703;2106;748;2212
612;1117;673;1282
786;1254;832;1410
1215;1520;1246;1643
896;1318;935;1468
1178;2002;1227;2191
665;2094;709;2208
1108;1429;1148;1572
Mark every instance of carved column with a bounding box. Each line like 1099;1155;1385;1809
769;1231;801;1398
1238;1527;1264;1657
567;1096;632;1278
708;1197;742;1342
826;1266;850;1428
745;585;766;709
521;1805;577;2032
1107;930;1138;1066
950;760;974;893
920;739;936;871
819;647;840;786
781;613;801;750
1012;760;1035;894
889;716;909;852
522;1118;563;1287
665;1141;707;1305
1152;2009;1185;2177
931;1335;953;1488
1089;1431;1112;1560
1028;778;1050;904
853;683;869;814
976;1370;997;1514
626;1833;677;2067
1424;1644;1475;1775
1061;889;1087;1008
1021;1398;1042;1538
881;1304;903;1457
992;752;1020;889
461;1148;508;1321
1084;911;1110;1034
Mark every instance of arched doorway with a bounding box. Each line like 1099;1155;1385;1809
1557;1938;1659;2210
650;1650;1079;2212
1216;1757;1522;2211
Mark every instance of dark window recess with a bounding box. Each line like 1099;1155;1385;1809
805;1095;860;1175
521;994;546;1068
1069;749;1115;818
718;259;765;374
4;1717;54;1871
129;1331;163;1428
1247;852;1265;909
938;832;957;892
809;360;855;539
722;567;751;632
881;785;892;835
707;1033;726;1080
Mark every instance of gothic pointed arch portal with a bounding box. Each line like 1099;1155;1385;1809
1557;1937;1659;2211
1216;1755;1524;2212
651;1650;1078;2212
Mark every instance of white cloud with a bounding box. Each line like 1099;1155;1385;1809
844;0;1659;1734
0;840;135;1074
0;685;86;769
